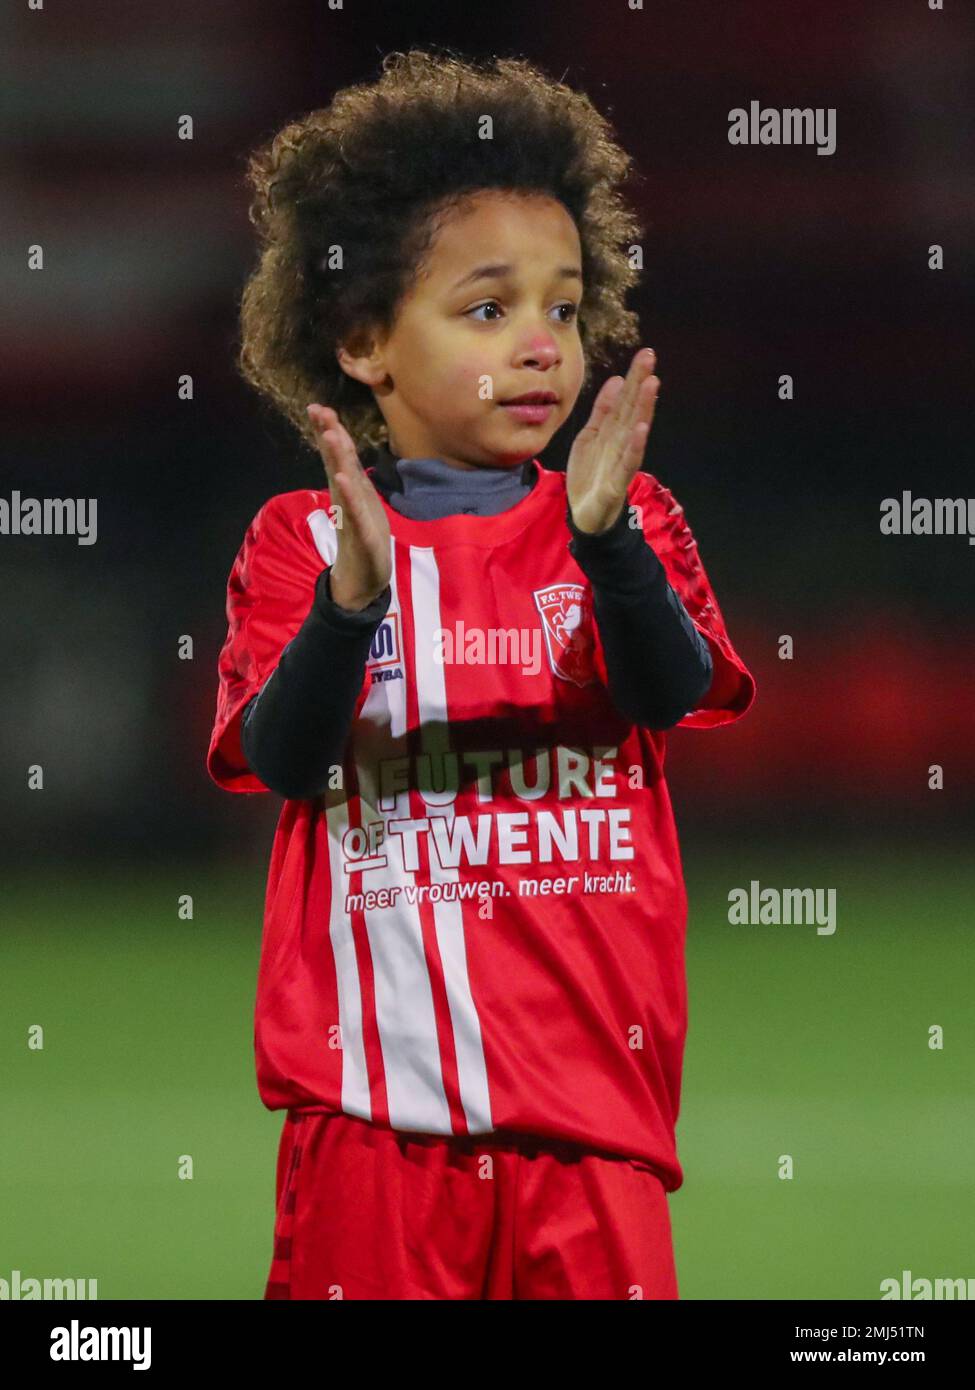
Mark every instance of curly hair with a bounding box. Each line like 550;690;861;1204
238;47;645;455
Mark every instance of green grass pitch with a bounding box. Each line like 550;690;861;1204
1;845;970;1299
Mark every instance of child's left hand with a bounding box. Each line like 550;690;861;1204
565;348;660;534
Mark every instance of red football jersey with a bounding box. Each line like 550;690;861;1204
207;461;756;1192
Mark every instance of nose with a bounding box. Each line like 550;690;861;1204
514;329;561;370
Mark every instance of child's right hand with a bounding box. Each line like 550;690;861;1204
307;405;392;612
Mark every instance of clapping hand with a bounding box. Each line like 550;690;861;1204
565;348;660;535
306;404;392;612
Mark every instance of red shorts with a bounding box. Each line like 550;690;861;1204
264;1109;678;1300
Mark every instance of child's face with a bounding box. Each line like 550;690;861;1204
349;190;586;470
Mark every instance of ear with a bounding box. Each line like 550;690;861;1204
335;328;388;389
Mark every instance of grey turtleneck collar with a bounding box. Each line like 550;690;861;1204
366;442;536;521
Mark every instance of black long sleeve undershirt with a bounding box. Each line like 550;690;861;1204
565;497;713;728
240;567;392;800
241;494;713;799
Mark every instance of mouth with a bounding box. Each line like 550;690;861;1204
499;392;558;425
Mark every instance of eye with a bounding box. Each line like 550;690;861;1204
464;300;580;324
466;300;503;322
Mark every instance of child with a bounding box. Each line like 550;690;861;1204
207;49;756;1300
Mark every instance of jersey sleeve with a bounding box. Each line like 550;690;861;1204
207;492;330;792
621;471;757;729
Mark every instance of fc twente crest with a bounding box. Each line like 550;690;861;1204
532;583;597;687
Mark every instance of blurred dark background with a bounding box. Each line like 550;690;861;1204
2;0;972;864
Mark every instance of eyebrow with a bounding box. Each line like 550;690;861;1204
450;262;583;291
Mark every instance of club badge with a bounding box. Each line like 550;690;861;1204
533;583;597;687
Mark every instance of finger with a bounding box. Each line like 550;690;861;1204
307;404;355;463
603;349;656;459
588;375;625;422
600;355;653;475
307;409;361;536
328;413;374;493
603;353;659;439
618;381;659;477
645;372;661;421
599;375;659;499
307;405;341;483
323;433;372;531
632;372;660;431
330;467;371;537
319;430;345;495
308;406;364;502
573;376;625;459
331;428;382;527
627;373;660;453
323;432;383;543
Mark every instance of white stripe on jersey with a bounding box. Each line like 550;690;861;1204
307;508;374;1115
408;547;494;1135
353;538;451;1131
325;799;372;1121
306;507;339;566
321;525;493;1137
